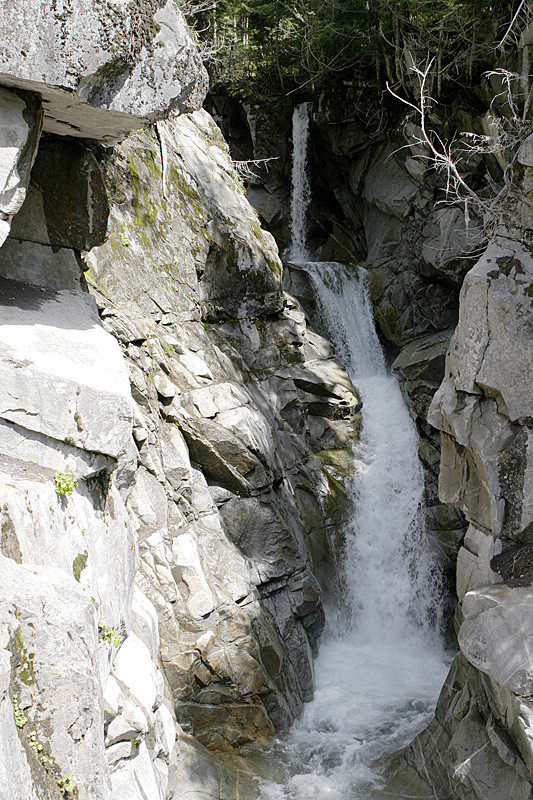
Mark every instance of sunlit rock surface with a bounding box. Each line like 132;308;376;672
0;0;207;143
86;109;358;754
0;58;357;800
400;237;533;798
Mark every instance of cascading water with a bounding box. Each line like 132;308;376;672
287;103;312;263
254;106;450;800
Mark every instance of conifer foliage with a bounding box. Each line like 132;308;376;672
183;0;518;100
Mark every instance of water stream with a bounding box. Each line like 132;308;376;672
286;102;311;263
253;104;450;800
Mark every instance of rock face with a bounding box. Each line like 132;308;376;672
0;0;208;143
399;237;533;798
86;108;358;753
0;13;357;798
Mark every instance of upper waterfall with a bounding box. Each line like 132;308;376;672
287;102;312;262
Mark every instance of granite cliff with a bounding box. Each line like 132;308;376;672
0;3;358;798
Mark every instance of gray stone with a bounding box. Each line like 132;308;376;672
456;525;503;601
154;372;177;400
0;475;136;629
9;137;109;251
127;467;168;538
178;414;268;496
171;533;216;619
0;277;132;459
363;143;423;219
0;239;84;290
459;585;533;696
0;87;42;244
404;654;533;800
113;633;164;717
0;417;113;478
393;329;454;385
110;741;163;800
442;240;533;420
0;642;42;800
0;556;112;800
130;584;160;661
0;0;208;144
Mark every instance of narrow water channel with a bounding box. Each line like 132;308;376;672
252;106;451;800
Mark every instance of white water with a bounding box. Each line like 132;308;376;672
255;104;449;800
256;264;448;799
287;103;312;262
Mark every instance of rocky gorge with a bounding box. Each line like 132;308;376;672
0;1;532;799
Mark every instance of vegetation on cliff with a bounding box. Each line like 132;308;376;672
184;0;517;102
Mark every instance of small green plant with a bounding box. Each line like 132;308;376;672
280;343;297;356
119;232;131;247
58;773;75;794
27;729;55;766
12;693;27;728
98;624;120;648
54;470;79;497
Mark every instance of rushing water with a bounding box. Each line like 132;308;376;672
255;264;449;799
254;103;450;799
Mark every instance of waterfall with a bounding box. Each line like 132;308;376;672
308;264;441;644
255;103;449;800
287;103;311;262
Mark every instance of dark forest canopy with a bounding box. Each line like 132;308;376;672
182;0;520;101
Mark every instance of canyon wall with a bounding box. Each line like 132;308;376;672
0;3;359;799
213;33;533;800
1;3;533;800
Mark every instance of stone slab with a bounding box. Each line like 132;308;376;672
0;276;132;457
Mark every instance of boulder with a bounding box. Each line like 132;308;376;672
0;0;208;144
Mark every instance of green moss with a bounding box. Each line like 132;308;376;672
323;469;351;526
315;449;355;476
72;552;88;582
145;149;161;180
376;305;401;344
13;628;35;686
160;339;175;357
